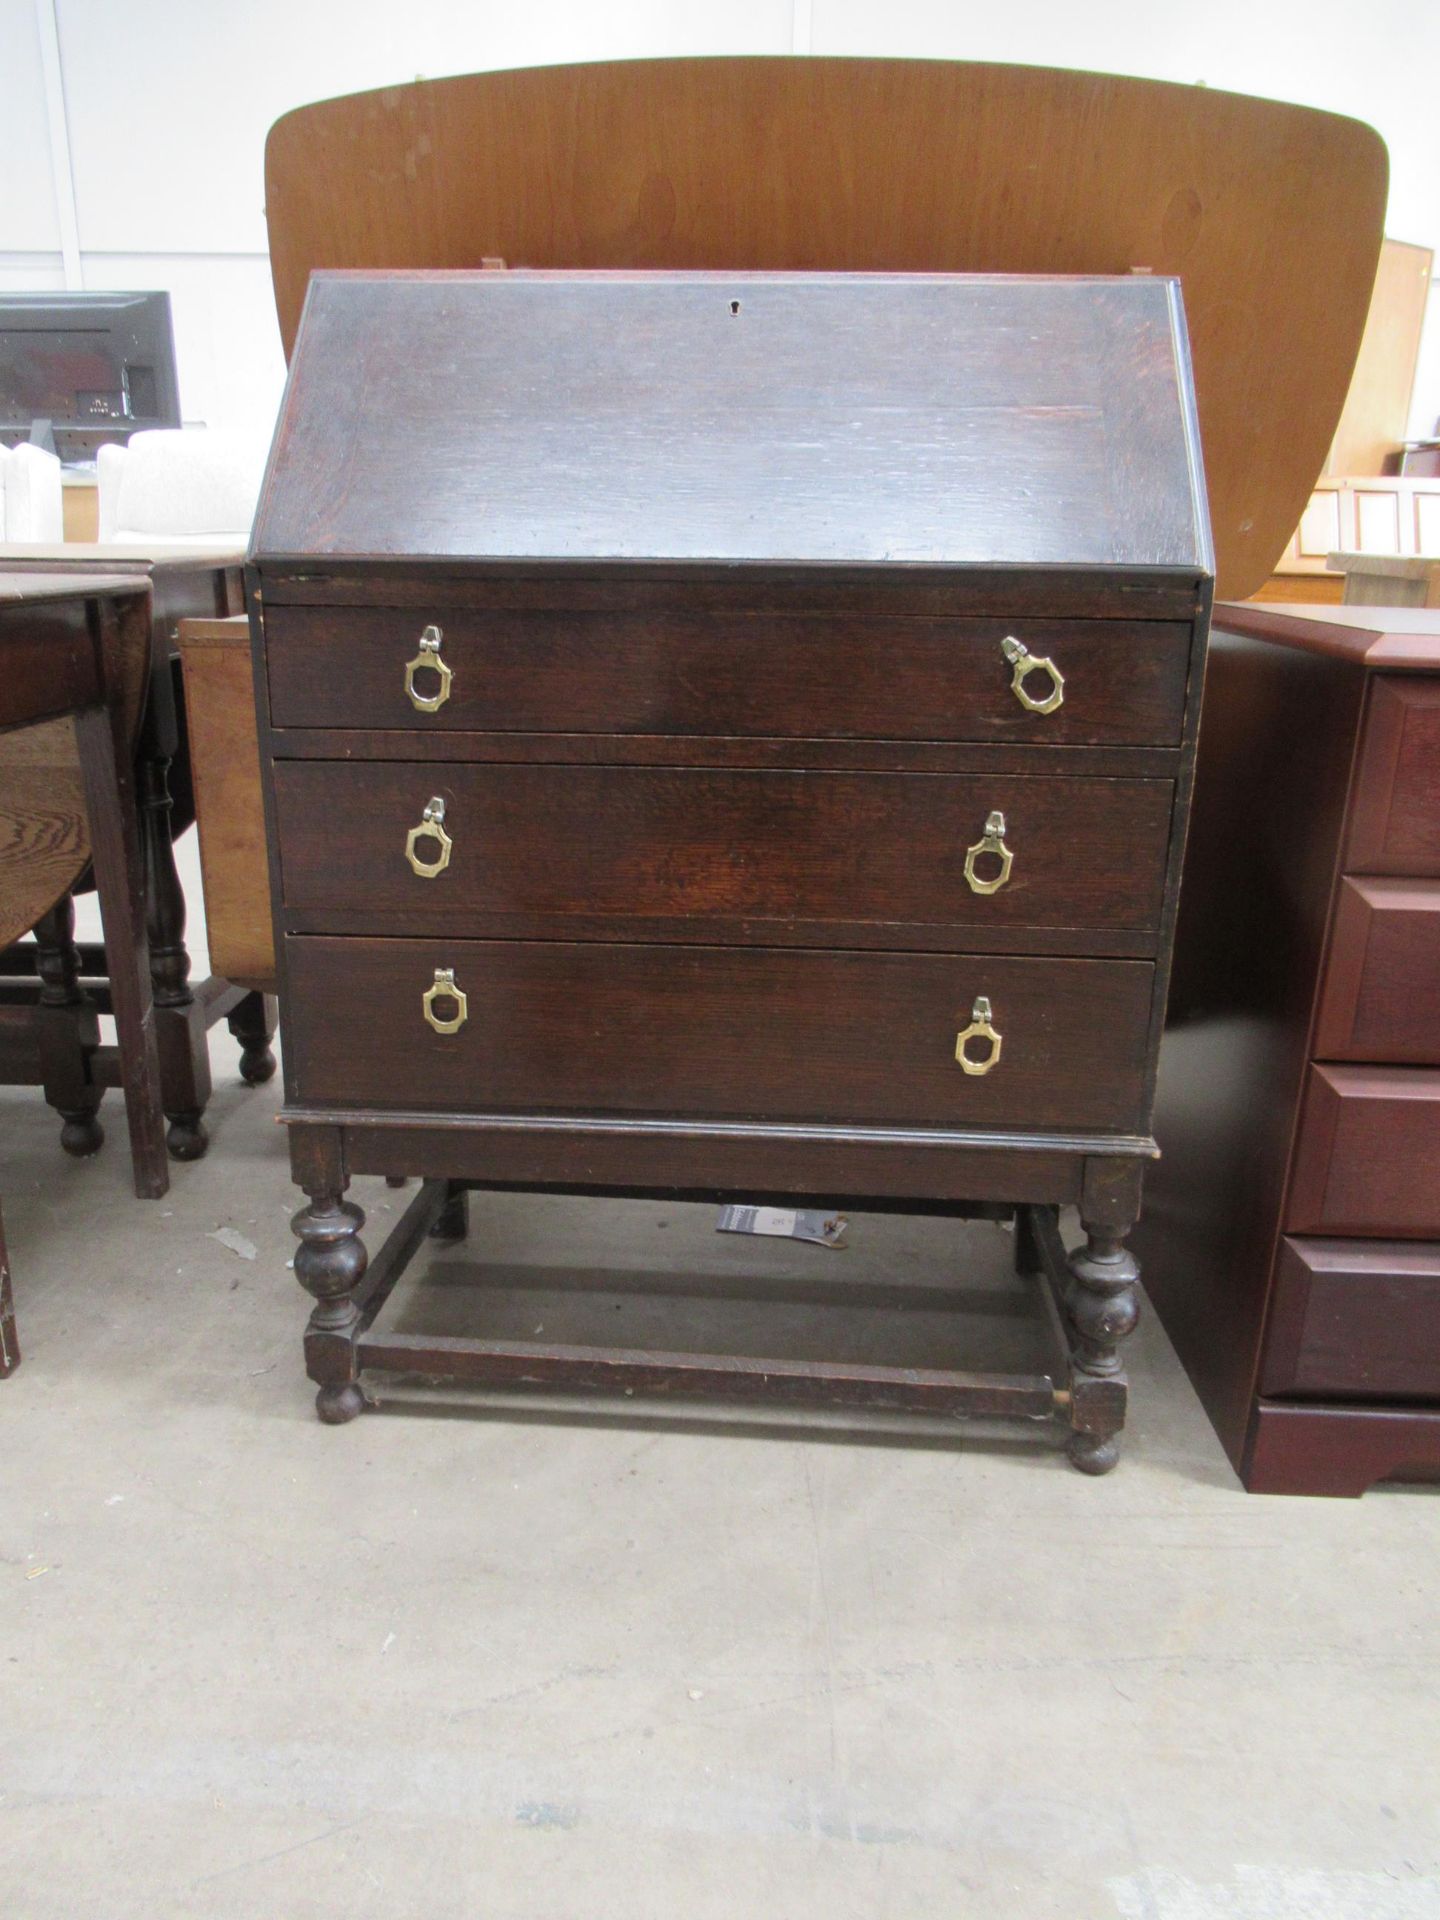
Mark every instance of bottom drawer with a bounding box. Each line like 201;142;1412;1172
1263;1237;1440;1400
284;937;1154;1132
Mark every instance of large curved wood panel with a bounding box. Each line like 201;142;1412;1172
265;56;1386;600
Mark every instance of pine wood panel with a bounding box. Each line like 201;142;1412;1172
263;57;1386;600
176;616;275;991
1325;238;1433;478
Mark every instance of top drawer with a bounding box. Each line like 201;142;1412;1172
263;605;1192;746
1347;676;1440;877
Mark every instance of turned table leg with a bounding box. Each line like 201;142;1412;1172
1063;1161;1143;1475
293;1190;369;1423
138;734;211;1161
291;1129;368;1424
33;895;104;1158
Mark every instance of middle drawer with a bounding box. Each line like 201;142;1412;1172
273;762;1172;948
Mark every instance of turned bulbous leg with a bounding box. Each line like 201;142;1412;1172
292;1191;368;1425
1065;1233;1141;1377
1061;1165;1143;1477
139;750;211;1160
229;991;277;1086
34;897;104;1159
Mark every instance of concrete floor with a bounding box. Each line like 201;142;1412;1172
3;862;1440;1917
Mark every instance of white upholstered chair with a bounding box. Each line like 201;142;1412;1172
0;442;65;541
97;427;269;546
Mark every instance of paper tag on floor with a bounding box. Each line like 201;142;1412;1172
715;1205;848;1249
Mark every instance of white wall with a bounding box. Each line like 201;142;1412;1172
5;0;1440;441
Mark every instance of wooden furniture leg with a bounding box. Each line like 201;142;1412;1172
226;989;277;1086
429;1184;469;1242
138;655;211;1161
1062;1159;1143;1475
291;1129;368;1424
75;675;168;1199
32;894;104;1157
0;1201;17;1376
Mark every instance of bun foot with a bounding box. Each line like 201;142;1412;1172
1067;1430;1120;1476
238;1042;277;1086
315;1381;366;1424
166;1113;209;1160
228;994;278;1090
59;1111;104;1157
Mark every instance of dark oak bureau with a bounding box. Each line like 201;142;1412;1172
248;270;1213;1470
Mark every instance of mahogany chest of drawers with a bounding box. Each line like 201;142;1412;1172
1138;603;1440;1494
248;269;1213;1470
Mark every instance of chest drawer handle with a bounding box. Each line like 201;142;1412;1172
404;625;453;712
405;796;453;879
955;996;1002;1075
1001;636;1064;715
964;811;1013;894
422;966;468;1034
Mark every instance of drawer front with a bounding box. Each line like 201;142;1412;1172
1288;1064;1440;1237
273;761;1173;941
283;937;1155;1132
264;605;1191;745
1315;878;1440;1063
1347;676;1440;876
1263;1236;1440;1399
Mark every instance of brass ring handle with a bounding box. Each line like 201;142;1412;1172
405;796;452;879
1001;635;1064;715
964;810;1013;895
422;966;468;1035
955;995;1002;1075
404;624;453;713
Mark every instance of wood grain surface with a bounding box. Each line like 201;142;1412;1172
272;759;1174;945
0;554;240;952
0;589;150;951
254;272;1209;575
176;617;275;990
263;604;1193;745
283;935;1154;1133
263;57;1385;598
